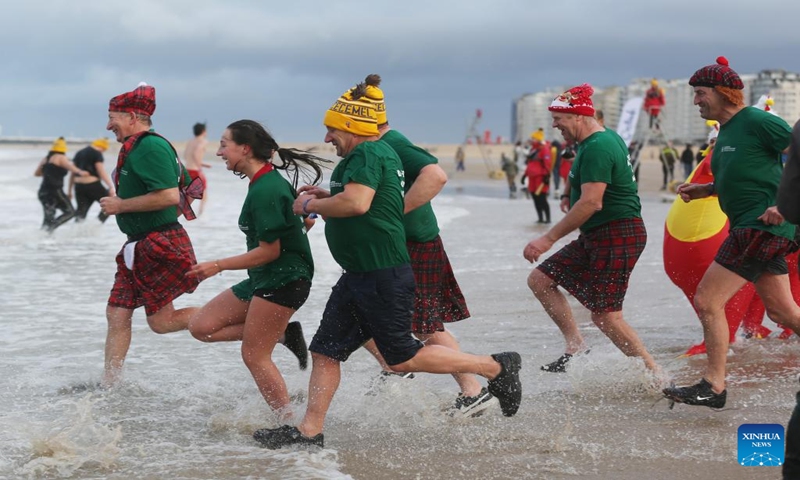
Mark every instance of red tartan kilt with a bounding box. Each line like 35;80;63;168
108;225;199;315
714;228;798;280
537;217;647;313
407;236;470;334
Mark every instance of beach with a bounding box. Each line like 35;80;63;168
1;142;795;479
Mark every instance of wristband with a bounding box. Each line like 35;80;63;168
214;260;222;274
302;197;313;215
560;194;569;200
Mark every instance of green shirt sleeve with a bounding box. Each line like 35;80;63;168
343;147;382;190
757;114;792;155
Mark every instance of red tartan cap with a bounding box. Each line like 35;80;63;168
109;82;156;115
689;56;744;90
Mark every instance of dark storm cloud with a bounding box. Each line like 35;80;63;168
1;0;798;142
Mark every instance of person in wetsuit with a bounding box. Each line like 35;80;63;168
34;137;87;232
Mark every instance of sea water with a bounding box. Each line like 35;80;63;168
0;146;797;479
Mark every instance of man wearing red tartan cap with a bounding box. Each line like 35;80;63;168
523;83;660;378
98;82;200;386
664;57;800;410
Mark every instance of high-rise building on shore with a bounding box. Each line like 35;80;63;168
512;70;800;145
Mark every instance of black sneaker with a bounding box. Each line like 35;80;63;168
253;425;324;449
487;352;522;417
662;378;727;409
540;353;572;373
282;321;308;370
447;387;499;418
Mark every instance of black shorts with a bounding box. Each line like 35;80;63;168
309;264;423;366
252;278;312;311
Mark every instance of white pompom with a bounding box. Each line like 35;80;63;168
137;82;148;87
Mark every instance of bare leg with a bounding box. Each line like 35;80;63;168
103;306;134;386
755;272;800;334
417;330;483;397
146;303;197;334
693;262;748;392
528;269;586;354
298;353;341;437
241;297;296;419
590;311;658;371
363;339;391;371
390;345;502;380
363;331;481;396
188;289;248;342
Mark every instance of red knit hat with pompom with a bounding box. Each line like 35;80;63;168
548;83;595;117
689;56;744;90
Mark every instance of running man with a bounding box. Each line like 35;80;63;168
359;74;498;417
252;82;522;449
99;83;200;386
663;57;799;409
524;83;659;375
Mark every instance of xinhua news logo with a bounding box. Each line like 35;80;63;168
738;423;784;467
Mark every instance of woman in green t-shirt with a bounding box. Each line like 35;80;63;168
186;120;330;422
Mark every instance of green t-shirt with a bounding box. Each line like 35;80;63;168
116;132;185;237
238;169;314;290
568;128;641;233
712;106;794;239
380;129;440;242
325;141;409;272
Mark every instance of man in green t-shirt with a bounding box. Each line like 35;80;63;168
357;74;495;418
523;84;659;377
253;83;523;450
98;83;199;386
664;57;800;409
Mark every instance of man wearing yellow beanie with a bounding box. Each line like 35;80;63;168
254;82;523;450
71;138;115;223
358;74;498;418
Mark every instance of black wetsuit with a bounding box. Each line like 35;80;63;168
38;154;75;232
72;146;109;222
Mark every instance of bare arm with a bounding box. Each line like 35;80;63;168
99;187;179;216
294;182;376;218
523;181;606;262
34;157;46;176
404;164;447;214
190;239;280;281
559;182;572;213
52;154;87;176
95;162;116;196
676;182;715;203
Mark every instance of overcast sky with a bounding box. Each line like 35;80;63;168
2;0;799;144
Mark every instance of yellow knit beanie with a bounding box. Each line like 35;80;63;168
50;137;67;154
323;83;378;137
91;137;109;150
363;74;387;125
531;128;545;142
